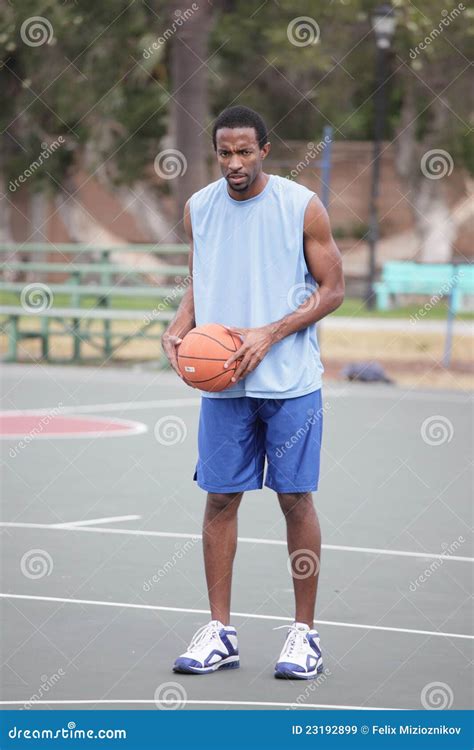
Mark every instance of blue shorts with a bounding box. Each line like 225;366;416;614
193;389;323;493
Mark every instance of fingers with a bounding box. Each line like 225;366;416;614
223;325;243;337
231;352;256;383
224;345;245;370
162;333;183;378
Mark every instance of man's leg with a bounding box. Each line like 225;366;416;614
203;491;243;625
277;491;321;628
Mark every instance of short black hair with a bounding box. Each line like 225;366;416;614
212;106;268;150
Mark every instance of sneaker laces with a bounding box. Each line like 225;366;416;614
188;621;221;652
274;624;308;658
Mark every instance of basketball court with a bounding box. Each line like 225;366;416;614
0;362;472;711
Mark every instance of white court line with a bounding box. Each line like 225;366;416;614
0;699;396;710
1;388;471;418
1;522;472;563
1;593;472;640
52;515;141;528
0;399;201;416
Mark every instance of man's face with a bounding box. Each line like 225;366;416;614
215;127;270;192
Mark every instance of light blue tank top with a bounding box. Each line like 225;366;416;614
189;174;324;399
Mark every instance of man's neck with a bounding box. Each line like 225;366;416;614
227;172;270;202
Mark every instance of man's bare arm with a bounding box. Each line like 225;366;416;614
265;195;344;344
160;200;196;376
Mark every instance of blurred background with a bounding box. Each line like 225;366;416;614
0;0;472;389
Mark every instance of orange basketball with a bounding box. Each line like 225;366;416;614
177;323;243;392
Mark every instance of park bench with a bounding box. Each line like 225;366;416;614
374;261;474;312
0;243;189;364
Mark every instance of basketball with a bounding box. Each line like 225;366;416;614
177;323;242;391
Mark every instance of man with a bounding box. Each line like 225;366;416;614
161;105;344;680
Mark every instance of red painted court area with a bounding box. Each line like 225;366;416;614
0;413;147;439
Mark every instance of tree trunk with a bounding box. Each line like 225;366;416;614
169;2;214;234
395;73;454;263
412;180;455;263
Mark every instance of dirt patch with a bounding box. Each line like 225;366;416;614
1;318;473;391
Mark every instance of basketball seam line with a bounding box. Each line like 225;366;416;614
185;331;239;353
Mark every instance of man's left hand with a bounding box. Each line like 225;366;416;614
223;325;274;383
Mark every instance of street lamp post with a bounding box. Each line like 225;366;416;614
366;4;397;310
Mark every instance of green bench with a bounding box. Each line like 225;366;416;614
0;243;189;364
374;261;474;312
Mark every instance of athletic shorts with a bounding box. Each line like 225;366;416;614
192;389;323;493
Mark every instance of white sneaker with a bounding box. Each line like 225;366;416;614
173;620;240;674
274;621;323;679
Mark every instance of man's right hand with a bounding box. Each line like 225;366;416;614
161;332;183;378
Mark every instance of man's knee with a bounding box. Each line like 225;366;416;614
206;491;243;515
277;491;313;517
